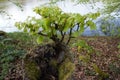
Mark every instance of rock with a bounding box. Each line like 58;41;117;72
0;31;6;36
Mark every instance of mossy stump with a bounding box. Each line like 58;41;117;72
24;43;75;80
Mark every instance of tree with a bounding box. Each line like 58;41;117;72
15;5;100;45
77;0;120;14
51;0;120;14
15;5;100;80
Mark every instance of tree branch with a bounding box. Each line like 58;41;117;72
50;35;60;43
66;28;73;45
60;31;66;42
76;23;80;31
38;31;48;37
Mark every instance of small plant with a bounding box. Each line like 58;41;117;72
109;63;120;74
72;40;93;54
0;35;26;80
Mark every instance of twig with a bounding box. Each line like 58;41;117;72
60;31;66;42
38;31;48;37
76;23;80;31
66;28;72;45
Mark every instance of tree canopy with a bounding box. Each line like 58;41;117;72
51;0;120;14
15;6;100;44
77;0;120;14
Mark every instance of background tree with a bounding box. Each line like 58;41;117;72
54;0;120;14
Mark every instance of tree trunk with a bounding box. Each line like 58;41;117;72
24;42;75;80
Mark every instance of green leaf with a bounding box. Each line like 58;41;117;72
79;23;84;33
36;36;43;44
87;12;100;19
73;32;79;37
23;27;27;32
86;20;96;30
63;17;74;32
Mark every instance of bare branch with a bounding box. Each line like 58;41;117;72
50;35;60;43
38;31;48;37
60;31;66;42
66;28;72;45
76;23;80;31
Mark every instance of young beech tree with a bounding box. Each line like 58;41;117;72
15;6;100;45
15;6;100;80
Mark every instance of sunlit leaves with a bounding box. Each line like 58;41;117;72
37;36;43;44
86;20;96;30
73;31;79;37
63;17;74;32
33;6;62;18
86;12;100;19
15;6;100;44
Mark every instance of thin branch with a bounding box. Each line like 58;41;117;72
60;31;66;42
50;35;60;43
66;28;72;45
76;23;80;31
38;31;48;37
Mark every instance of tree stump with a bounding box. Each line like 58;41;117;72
24;43;75;80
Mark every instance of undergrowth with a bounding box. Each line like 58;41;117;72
0;32;36;79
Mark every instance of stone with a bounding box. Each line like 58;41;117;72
0;31;6;36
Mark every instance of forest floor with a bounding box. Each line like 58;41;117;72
0;32;120;80
72;36;120;80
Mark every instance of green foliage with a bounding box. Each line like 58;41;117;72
72;40;93;54
49;0;120;14
72;39;94;66
0;42;26;79
70;0;120;14
0;32;35;80
15;6;100;44
108;63;120;74
14;5;99;80
100;17;120;36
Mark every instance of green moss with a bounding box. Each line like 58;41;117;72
59;58;75;80
92;63;109;80
24;59;40;80
49;59;58;68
